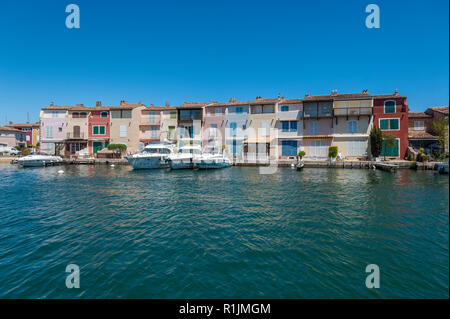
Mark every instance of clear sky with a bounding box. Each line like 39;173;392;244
0;0;448;124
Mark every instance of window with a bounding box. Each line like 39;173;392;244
210;124;218;137
52;111;58;118
180;125;185;138
230;122;237;136
304;104;318;117
414;120;424;131
168;126;175;139
384;100;396;113
347;120;358;133
72;112;79;118
58;127;62;132
26;135;30;141
170;111;177;119
309;121;318;135
46;126;53;138
93;125;106;135
215;107;223;115
347;140;366;156
119;124;127;137
151;126;158;138
263;105;274;113
319;104;332;117
260;122;270;136
252;105;262;114
282;121;297;132
149;112;156;123
101;111;108;118
236;107;243;114
281;105;289;112
309;140;328;157
79;112;87;118
379;118;400;130
281;140;298;156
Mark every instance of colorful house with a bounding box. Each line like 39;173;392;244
109;101;146;154
302;95;334;159
176;102;207;148
223;102;249;159
140;106;162;147
275;99;303;159
32;124;40;150
0;126;26;148
372;91;409;159
159;106;178;143
5;122;40;149
65;105;89;156
332;91;373;159
245;97;278;161
39;104;69;155
88;102;111;155
203;104;226;153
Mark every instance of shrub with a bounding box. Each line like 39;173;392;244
370;127;382;158
328;146;338;158
297;150;306;159
410;161;417;170
107;144;127;153
22;148;32;156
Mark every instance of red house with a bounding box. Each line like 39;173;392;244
372;90;409;159
88;102;110;155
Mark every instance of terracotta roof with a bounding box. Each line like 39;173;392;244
110;102;146;110
0;126;23;133
212;98;279;107
42;105;75;110
409;112;432;118
371;94;406;99
303;93;371;101
175;102;214;109
409;131;438;139
5;122;40;128
427;106;449;115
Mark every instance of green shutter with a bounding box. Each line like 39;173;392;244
100;126;105;134
381;139;399;157
93;126;99;134
385;101;395;113
390;119;399;130
380;119;389;130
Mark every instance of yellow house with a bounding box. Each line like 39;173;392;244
245;97;278;161
32;124;40;150
332;92;373;159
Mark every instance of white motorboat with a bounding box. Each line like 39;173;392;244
125;142;174;169
193;153;231;169
167;145;202;170
17;153;63;167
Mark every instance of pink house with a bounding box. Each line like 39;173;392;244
202;104;226;152
39;104;69;155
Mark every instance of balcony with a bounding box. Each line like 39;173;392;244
66;132;85;139
303;106;333;118
334;107;372;117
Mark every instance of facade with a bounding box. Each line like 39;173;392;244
39;104;69;155
245;98;278;161
302;95;334;159
275;99;303;159
140;107;162;147
65;106;89;156
425;107;449;153
5;122;40;149
88;103;111;155
203;104;226;153
32;125;40;150
176;103;207;148
408;112;438;154
159;106;178;143
109;101;146;154
0;126;26;148
332;92;373;159
224;102;249;159
372;91;409;159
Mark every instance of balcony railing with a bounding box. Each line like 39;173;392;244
333;107;372;116
66;132;85;139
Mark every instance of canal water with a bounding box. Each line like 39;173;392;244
0;164;448;298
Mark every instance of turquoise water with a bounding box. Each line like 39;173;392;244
0;164;448;298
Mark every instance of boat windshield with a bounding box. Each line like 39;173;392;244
143;148;171;154
179;148;202;155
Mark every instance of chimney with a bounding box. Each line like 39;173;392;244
305;94;311;98
96;101;102;107
76;103;84;107
229;98;233;103
331;90;338;96
394;89;398;96
362;89;368;94
9;121;13;124
165;101;170;107
256;96;262;100
120;100;127;105
49;101;54;106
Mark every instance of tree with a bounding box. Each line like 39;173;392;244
383;134;396;161
431;118;448;152
369;127;382;158
107;143;127;155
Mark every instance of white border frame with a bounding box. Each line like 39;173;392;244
384;100;396;114
378;118;400;131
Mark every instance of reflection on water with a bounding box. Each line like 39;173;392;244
0;164;448;298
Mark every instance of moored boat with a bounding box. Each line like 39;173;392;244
167;145;202;170
193;153;231;169
17;153;63;167
125;142;174;169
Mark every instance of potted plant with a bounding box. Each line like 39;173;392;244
328;146;338;162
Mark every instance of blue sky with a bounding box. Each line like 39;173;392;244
0;0;448;124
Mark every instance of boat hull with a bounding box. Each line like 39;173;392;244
195;160;231;169
18;157;63;167
168;159;194;170
126;156;168;169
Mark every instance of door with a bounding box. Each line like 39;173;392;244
282;140;298;156
381;139;399;157
73;126;80;138
93;142;103;154
310;140;327;157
